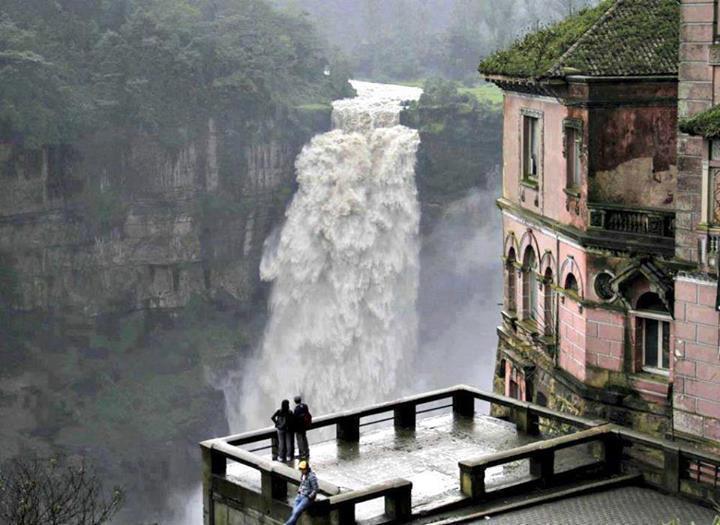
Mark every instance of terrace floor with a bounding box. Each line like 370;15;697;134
479;486;717;525
227;412;596;519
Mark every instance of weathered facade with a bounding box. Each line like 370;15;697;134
482;0;720;452
674;0;720;448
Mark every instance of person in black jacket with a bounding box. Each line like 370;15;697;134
271;399;295;462
293;395;310;460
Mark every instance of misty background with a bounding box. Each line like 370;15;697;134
272;0;598;82
0;0;597;523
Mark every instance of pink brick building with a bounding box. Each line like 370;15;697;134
481;0;720;451
674;0;720;447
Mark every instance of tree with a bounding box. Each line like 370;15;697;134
0;456;123;525
1;0;350;148
549;0;597;17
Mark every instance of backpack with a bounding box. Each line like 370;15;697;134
303;409;312;430
274;411;288;430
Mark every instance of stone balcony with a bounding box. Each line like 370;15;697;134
200;385;720;525
587;203;675;256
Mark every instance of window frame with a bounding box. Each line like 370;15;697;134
631;309;671;375
522;248;538;322
702;140;720;226
520;109;543;184
564;119;583;190
543;268;554;336
506;250;518;313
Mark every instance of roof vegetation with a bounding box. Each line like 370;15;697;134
478;0;679;80
679;105;720;139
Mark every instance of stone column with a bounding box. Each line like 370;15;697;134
512;404;539;435
201;445;226;525
529;450;554;486
394;403;416;431
603;433;624;475
663;446;681;494
459;462;485;499
337;415;360;442
453;390;475;418
261;471;288;501
331;504;355;525
385;484;412;521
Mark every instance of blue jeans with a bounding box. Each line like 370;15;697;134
284;495;312;525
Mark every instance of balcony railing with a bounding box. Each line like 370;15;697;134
588;204;675;239
201;385;720;525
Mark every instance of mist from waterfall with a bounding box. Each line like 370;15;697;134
229;81;423;429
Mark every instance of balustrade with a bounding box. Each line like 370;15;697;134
588;204;675;238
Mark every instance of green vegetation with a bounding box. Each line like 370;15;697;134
401;79;502;206
396;80;503;106
679;105;720;139
416;78;501;109
0;0;352;149
458;84;503;106
0;296;259;520
478;0;679;79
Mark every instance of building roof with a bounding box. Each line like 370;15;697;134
478;0;680;81
679;105;720;139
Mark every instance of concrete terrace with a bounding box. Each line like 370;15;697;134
201;386;720;525
225;413;594;519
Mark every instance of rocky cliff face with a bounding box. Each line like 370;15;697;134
400;100;502;229
0;111;331;315
0;108;331;523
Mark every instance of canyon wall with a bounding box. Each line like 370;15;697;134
0;110;331;315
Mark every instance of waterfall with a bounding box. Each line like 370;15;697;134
231;81;423;429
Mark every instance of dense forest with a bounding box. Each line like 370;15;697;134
272;0;598;82
0;0;352;148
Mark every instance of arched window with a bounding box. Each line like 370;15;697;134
564;273;579;293
543;268;554;336
506;248;517;313
635;292;670;373
522;247;537;321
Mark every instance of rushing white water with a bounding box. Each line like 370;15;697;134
231;81;423;429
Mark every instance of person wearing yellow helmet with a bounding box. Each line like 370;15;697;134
284;460;319;525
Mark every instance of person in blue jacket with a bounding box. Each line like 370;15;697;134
284;460;318;525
